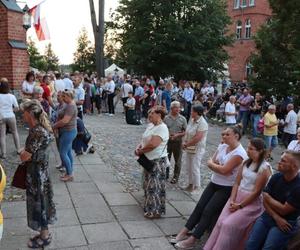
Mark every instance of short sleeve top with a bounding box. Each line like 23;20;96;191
0;94;19;119
58;103;78;131
211;144;248;186
287;140;300;151
142;123;169;160
239;160;272;192
185;116;208;149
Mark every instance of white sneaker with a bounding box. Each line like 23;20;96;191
109;114;114;117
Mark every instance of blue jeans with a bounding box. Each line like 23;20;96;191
246;212;298;250
251;114;261;137
237;110;250;134
59;128;77;175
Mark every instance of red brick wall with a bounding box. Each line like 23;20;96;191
0;4;29;93
226;0;272;82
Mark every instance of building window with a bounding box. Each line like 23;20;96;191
241;0;247;7
246;62;253;77
236;20;242;39
245;19;251;39
234;0;240;9
249;0;255;6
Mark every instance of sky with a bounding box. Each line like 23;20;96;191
19;0;119;64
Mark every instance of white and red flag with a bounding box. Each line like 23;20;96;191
29;2;50;41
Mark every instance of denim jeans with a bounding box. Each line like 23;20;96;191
237;110;250;134
59;128;77;175
251;114;261;138
246;212;298;250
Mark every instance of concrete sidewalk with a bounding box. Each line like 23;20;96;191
1;141;202;250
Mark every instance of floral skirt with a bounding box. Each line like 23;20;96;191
143;157;167;215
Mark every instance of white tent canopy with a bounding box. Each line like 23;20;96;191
105;64;125;77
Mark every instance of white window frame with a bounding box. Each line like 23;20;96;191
249;0;255;6
241;0;247;8
236;20;242;40
234;0;240;9
245;19;251;39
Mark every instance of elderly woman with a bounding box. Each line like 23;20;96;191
287;127;300;151
135;106;169;219
0;78;21;159
53;90;78;182
20;100;56;248
172;127;247;249
32;86;50;115
182;105;208;192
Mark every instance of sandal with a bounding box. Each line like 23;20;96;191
170;177;178;184
174;240;195;249
144;212;161;219
28;235;52;249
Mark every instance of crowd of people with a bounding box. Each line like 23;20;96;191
0;71;299;249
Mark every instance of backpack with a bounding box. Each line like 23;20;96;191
257;118;264;133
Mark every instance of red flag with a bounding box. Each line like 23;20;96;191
29;3;50;41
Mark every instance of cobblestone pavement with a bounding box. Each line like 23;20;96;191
1;106;285;250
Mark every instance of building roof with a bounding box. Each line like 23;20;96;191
0;0;23;13
8;40;27;50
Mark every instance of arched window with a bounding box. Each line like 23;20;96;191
234;0;240;9
236;20;242;39
249;0;255;6
246;62;253;77
245;19;251;39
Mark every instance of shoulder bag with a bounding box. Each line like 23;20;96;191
11;162;27;189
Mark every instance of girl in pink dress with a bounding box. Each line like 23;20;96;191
204;138;272;250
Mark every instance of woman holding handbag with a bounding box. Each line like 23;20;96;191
19;100;56;248
182;105;208;193
135;106;169;219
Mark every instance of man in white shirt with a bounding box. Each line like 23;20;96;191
282;103;298;147
225;96;237;125
73;75;85;120
54;72;66;92
121;81;133;108
106;75;116;116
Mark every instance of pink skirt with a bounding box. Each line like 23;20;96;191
204;188;264;250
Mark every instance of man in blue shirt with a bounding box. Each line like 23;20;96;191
182;82;194;121
246;151;300;250
162;82;173;113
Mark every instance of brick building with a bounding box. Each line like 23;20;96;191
226;0;272;83
0;0;29;94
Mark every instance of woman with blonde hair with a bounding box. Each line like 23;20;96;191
53;89;78;182
20;99;56;248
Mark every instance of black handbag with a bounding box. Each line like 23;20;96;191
137;154;155;172
12;162;27;189
83;128;92;144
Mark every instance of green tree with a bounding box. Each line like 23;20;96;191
72;28;96;73
27;38;47;71
111;0;232;81
250;0;300;98
44;43;60;71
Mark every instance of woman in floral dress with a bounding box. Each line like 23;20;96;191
20;100;56;248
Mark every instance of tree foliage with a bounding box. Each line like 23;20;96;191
250;0;300;97
72;28;96;73
27;38;47;71
44;43;60;71
111;0;232;81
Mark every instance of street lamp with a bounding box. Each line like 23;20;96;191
22;4;31;30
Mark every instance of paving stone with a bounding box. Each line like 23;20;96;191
129;191;144;204
2;201;26;218
169;201;196;216
54;195;74;210
154;217;187;236
79;155;104;165
71;194;106;208
104;193;138;206
88;241;133;250
68;182;99;197
130;237;175;250
3;217;31;236
164;203;182;218
53;182;69;196
85;171;119;183
72;168;92;183
75;203;115;224
0;235;30;250
82;222;128;244
82;164;114;173
95;182;124;193
48;225;87;249
53;208;80;227
111;205;147;221
120;221;163;239
56;247;89;250
166;190;193;201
